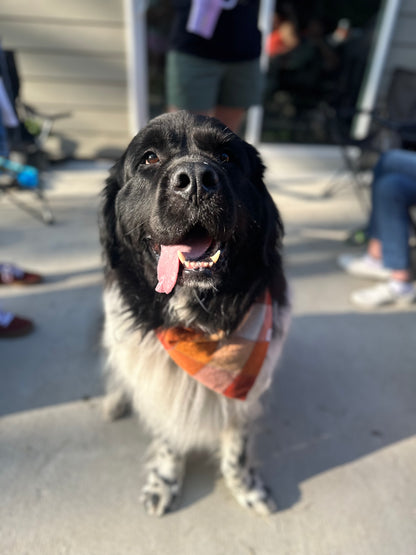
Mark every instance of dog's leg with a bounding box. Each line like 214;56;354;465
220;427;276;516
103;387;131;420
141;440;185;517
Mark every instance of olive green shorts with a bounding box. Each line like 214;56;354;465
166;50;262;111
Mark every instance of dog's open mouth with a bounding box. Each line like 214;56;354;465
153;229;222;294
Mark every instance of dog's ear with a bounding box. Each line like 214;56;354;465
99;157;125;269
262;193;285;267
244;142;266;189
244;142;285;265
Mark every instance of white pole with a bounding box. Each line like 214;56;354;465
245;0;275;145
352;0;401;139
124;0;149;135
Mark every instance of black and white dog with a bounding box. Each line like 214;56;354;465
100;111;290;516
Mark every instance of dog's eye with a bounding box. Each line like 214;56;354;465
219;152;230;163
142;152;160;165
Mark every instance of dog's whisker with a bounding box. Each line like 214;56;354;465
193;290;211;313
124;224;142;236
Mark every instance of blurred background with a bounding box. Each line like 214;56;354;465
0;0;414;162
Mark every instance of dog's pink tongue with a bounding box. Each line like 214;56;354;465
155;246;181;294
156;238;212;294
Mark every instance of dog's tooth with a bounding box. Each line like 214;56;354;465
210;250;221;264
177;250;186;264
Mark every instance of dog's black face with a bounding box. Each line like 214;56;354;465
100;111;286;334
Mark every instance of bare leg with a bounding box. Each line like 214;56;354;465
368;239;411;281
367;238;383;260
391;269;412;281
214;106;245;133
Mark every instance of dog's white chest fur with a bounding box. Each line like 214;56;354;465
102;285;289;454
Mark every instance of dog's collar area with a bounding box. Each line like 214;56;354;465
156;289;273;400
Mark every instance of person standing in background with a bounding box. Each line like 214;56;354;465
166;0;262;133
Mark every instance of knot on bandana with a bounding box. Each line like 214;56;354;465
156;290;273;400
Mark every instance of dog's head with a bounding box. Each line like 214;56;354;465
101;111;286;332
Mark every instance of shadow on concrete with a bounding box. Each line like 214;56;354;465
0;282;104;417
254;310;416;511
2;280;415;513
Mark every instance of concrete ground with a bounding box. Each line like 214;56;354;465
1;146;415;555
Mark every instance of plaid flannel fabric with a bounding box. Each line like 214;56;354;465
156;290;273;400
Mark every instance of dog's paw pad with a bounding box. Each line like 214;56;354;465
237;486;277;516
141;488;177;517
140;472;180;517
229;472;277;516
141;491;169;517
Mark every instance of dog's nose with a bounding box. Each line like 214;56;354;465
170;163;220;201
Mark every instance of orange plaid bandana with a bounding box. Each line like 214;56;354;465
156;290;273;400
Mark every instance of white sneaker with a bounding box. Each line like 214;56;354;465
350;282;416;308
338;254;392;280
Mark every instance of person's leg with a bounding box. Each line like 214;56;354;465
373;149;416;183
375;172;416;277
349;171;416;307
338;169;416;286
365;162;393;260
216;58;262;134
367;238;383;259
213;106;245;133
165;50;220;114
366;151;401;245
363;149;416;247
339;153;386;267
338;191;390;278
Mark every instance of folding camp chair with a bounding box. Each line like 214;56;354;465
0;44;70;224
0;156;54;224
322;67;416;207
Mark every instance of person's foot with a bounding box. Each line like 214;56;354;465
350;281;416;308
338;254;392;280
0;310;34;338
0;263;43;285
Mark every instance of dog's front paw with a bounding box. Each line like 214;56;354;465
140;469;181;517
220;429;277;516
232;471;277;516
141;443;185;517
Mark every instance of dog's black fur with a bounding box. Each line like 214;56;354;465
100;111;287;334
99;112;289;516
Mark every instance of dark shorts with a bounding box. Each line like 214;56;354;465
166;50;262;111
